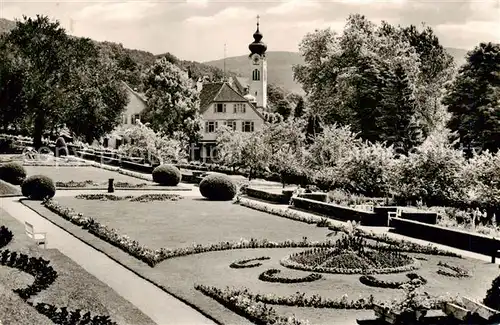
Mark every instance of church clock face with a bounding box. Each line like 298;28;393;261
252;54;261;65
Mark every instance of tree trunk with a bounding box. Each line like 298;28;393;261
32;113;45;150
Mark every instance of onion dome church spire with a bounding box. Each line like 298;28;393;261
248;15;267;56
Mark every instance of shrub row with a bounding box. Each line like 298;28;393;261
195;285;376;310
359;273;427;289
229;256;270;269
194;284;308;325
0;225;13;248
258;268;322;283
75;194;133;201
1;249;58;300
437;261;471;278
30;303;118;325
74;193;182;203
245;188;288;204
56;180;96;188
0;226;118;325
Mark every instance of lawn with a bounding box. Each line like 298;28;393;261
25;196;500;325
24;166;152;185
54;196;330;249
0;209;156;325
0;179;21;196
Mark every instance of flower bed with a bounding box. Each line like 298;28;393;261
281;249;420;275
229;256;270;269
195;285;376;310
74;194;182;203
258;268;322;283
238;198;321;224
56;180;148;188
0;226;118;325
359;273;428;289
194;285;308;325
437;261;471;278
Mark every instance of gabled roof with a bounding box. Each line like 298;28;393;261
199;82;265;120
200;82;247;112
122;81;147;104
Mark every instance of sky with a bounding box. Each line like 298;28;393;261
0;0;499;62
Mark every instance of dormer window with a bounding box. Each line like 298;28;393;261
214;103;226;113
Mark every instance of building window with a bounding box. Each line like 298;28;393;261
252;69;260;81
122;115;128;124
214;103;226;113
242;121;254;132
131;114;140;125
234;103;246;113
205;121;218;133
225;120;237;131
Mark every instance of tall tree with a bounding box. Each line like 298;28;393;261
443;42;500;152
376;63;423;153
2;15;98;148
142;57;202;143
294;97;305;118
64;54;129;144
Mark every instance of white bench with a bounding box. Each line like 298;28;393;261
25;222;47;249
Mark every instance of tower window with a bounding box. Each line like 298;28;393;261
252;69;260;81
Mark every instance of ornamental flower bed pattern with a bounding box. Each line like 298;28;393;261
258;268;322;283
0;226;118;325
359;273;428;289
229;256;271;269
437;261;471;278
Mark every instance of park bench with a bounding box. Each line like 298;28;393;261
443;296;500;323
24;222;47;249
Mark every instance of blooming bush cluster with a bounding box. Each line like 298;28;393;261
75;194;133;201
195;285;376;310
195;285;309;325
258;268;322;283
229;256;270;269
359;273;427;289
436;261;471;278
75;193;182;203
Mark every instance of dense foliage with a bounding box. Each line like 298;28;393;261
0;162;26;185
199;173;237;201
152;165;182;186
21;175;56;200
0;16;127;147
443;42;500;152
142;57;202;143
55;137;68;156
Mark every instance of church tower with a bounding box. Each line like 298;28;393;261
248;15;267;110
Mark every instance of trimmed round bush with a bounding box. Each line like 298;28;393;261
199;173;237;201
0;162;27;185
55;137;68;156
152;164;181;186
21;175;56;200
